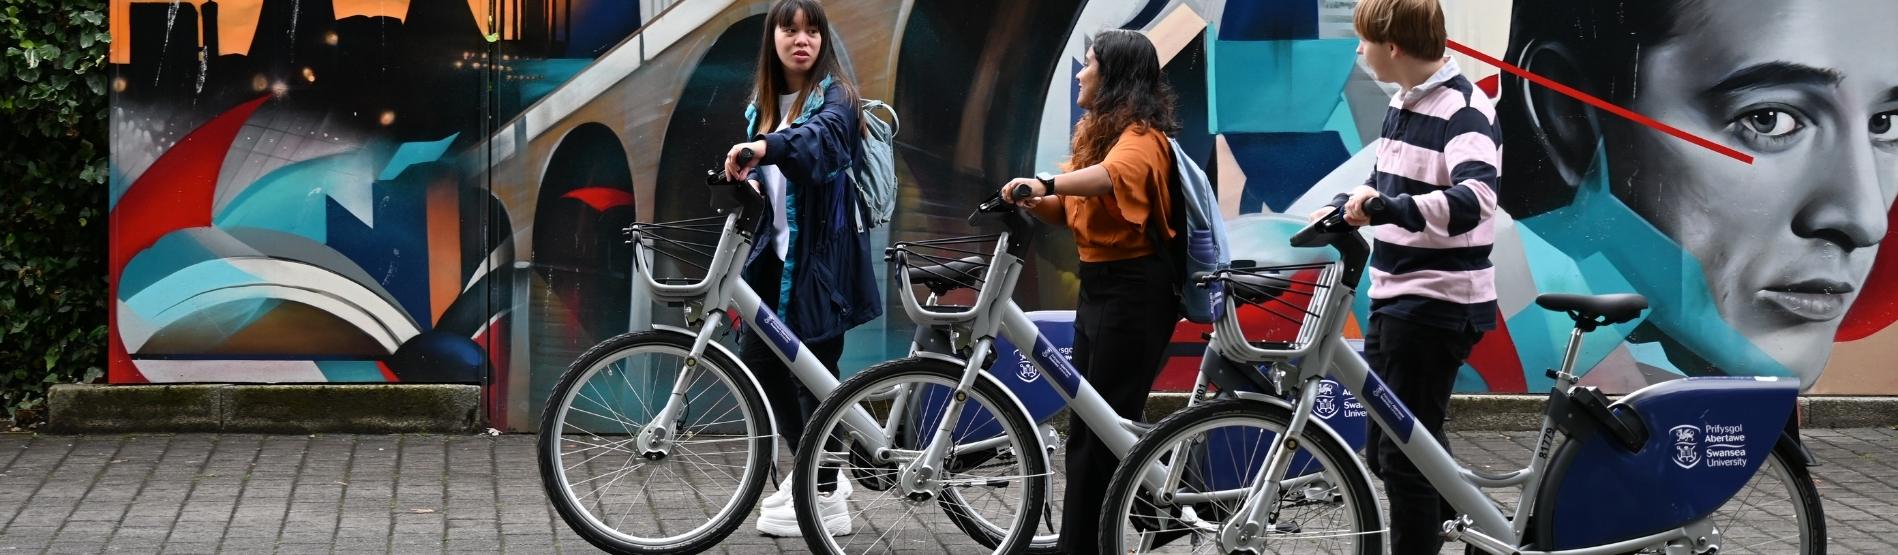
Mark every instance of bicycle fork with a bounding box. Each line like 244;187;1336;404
635;310;726;461
897;336;1000;501
1220;376;1326;552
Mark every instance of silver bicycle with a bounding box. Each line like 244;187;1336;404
536;153;898;554
1096;206;1826;554
785;192;1316;553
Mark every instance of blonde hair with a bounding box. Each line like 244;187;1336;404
1353;0;1447;60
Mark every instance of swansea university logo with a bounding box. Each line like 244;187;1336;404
1016;357;1040;383
1313;380;1340;419
1670;424;1702;469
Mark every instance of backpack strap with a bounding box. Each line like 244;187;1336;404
1144;146;1189;295
861;99;900;137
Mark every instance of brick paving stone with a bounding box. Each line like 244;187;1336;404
0;431;1888;553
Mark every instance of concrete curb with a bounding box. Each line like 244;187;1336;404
1139;393;1898;431
39;385;1898;434
1802;397;1898;429
46;384;482;434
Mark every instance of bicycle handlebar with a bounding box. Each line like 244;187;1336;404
1008;182;1036;202
703;148;765;232
1289;196;1385;248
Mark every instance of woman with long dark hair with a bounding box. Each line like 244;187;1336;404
1000;28;1181;553
721;0;879;538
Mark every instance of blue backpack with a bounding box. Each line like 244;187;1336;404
1146;138;1231;323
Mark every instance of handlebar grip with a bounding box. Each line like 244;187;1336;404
737;147;755;168
1009;183;1036;202
1289;195;1389;247
1363;195;1386;215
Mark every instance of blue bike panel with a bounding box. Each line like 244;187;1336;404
907;382;1008;444
1308;377;1368;453
753;306;801;361
1026;327;1086;401
1542;377;1795;549
1361;369;1415;443
990;311;1075;425
907;312;1078;446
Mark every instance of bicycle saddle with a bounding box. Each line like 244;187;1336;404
1535;293;1648;327
1226;272;1295;304
906;255;987;294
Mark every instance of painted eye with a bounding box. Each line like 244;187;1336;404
1740;109;1801;137
1873;112;1897;142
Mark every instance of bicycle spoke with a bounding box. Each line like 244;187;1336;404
673;434;774;445
612;463;665;531
542;337;778;551
563;437;640;472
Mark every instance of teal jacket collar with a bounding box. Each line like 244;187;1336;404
744;75;835;137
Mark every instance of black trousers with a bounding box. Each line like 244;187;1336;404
1362;314;1484;554
737;253;844;487
1059;255;1177;554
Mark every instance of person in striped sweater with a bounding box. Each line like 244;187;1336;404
1310;0;1501;551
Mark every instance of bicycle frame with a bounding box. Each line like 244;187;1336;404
626;209;890;462
890;226;1183;496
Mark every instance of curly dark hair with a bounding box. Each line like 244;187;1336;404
1069;29;1179;168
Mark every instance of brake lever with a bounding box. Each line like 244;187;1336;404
706;148;756;185
1289;196;1386;247
969;193;1013;227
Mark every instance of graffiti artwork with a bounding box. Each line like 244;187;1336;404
110;0;1897;431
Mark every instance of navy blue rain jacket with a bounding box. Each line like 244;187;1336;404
742;76;882;343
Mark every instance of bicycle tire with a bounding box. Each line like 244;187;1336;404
537;330;773;555
938;429;1064;553
1530;438;1825;554
791;357;1047;554
1098;397;1381;554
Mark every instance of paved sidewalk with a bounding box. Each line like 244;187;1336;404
0;429;1894;553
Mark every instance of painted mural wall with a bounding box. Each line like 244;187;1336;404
109;0;1898;431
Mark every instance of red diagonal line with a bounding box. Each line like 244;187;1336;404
1447;39;1754;165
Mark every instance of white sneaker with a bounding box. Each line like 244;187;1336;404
761;476;793;510
757;476;854;537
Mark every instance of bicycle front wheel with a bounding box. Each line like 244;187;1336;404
1099;397;1381;554
791;357;1047;554
938;420;1065;553
537;330;773;554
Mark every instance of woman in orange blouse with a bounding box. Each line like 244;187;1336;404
999;28;1179;554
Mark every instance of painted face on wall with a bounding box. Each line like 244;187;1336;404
1598;0;1898;385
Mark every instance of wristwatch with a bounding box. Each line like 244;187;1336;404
1035;172;1057;197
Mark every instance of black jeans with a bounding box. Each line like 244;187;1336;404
738;253;844;487
1363;313;1484;554
1058;255;1178;554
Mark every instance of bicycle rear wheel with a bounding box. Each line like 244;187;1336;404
1098;397;1381;554
1570;440;1825;554
537;330;773;554
1702;442;1825;554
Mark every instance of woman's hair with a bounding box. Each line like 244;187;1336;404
1496;0;1699;216
751;0;861;135
1070;29;1179;168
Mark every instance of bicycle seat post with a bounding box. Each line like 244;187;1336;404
1536;293;1647;390
1551;325;1586;389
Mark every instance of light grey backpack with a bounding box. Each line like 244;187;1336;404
851;99;899;230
